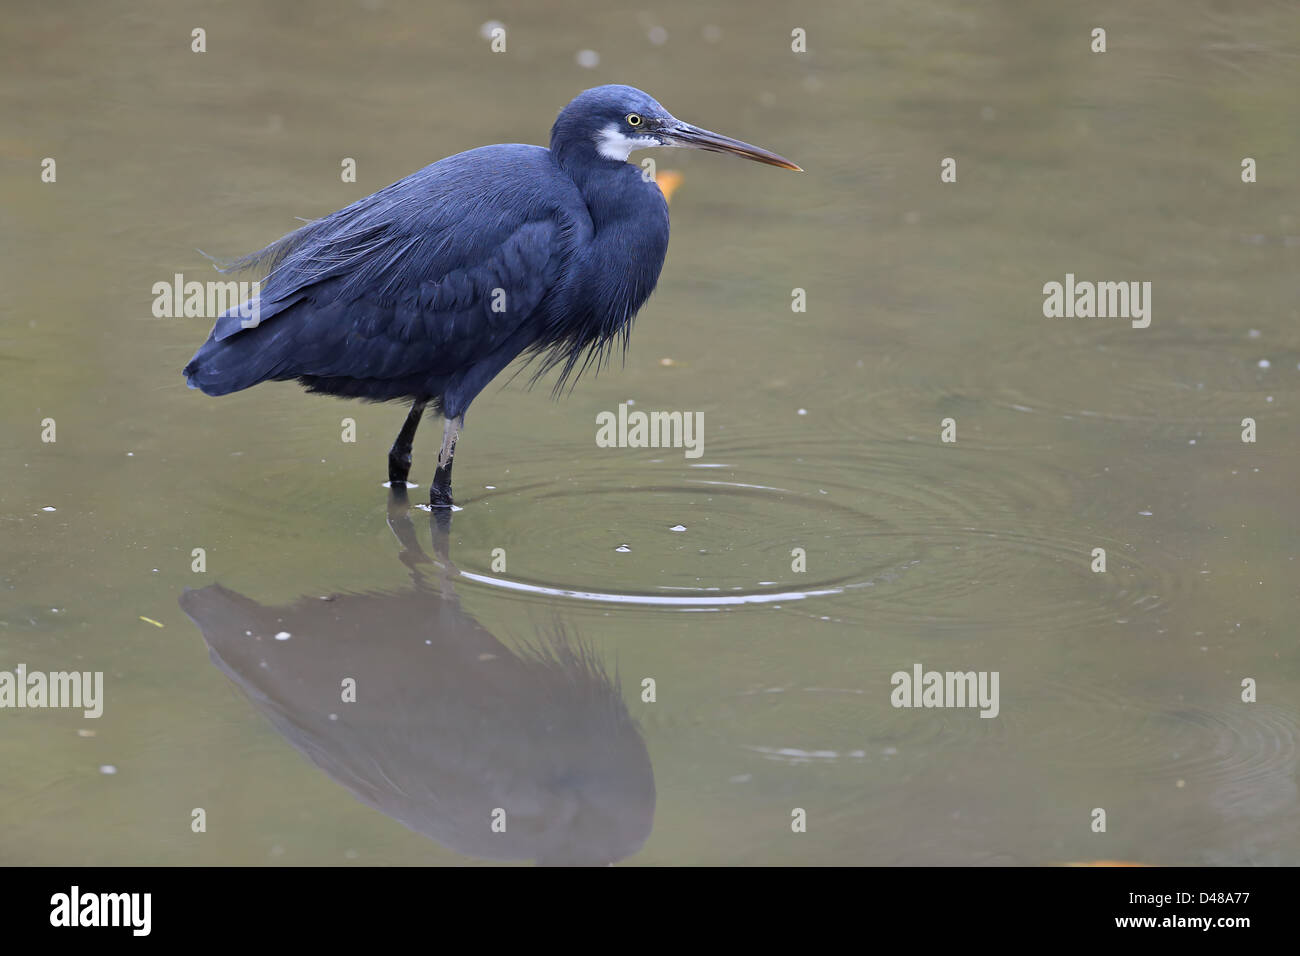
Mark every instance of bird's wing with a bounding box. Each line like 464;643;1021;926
195;149;577;388
257;219;565;383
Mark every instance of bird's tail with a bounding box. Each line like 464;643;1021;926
184;323;287;395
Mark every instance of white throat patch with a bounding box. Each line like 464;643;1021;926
595;123;660;162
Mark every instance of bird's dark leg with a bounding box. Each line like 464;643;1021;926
388;400;427;486
430;414;463;510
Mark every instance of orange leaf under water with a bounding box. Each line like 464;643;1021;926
656;170;684;204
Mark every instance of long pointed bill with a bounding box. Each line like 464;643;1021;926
661;122;802;171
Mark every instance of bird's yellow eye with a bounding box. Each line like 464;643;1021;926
626;113;643;127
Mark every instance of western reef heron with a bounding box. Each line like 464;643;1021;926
184;85;800;507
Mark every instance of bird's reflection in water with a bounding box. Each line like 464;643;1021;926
179;493;655;866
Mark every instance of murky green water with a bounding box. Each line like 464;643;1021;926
2;0;1297;865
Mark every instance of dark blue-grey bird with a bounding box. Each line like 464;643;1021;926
184;85;800;507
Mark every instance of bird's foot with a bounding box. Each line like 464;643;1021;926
430;465;454;510
388;451;412;486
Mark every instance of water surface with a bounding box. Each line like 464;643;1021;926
1;0;1297;865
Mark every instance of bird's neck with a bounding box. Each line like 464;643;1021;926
556;152;661;230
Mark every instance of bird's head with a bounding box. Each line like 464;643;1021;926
551;84;801;172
